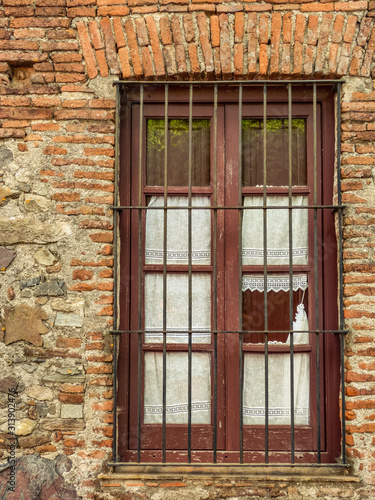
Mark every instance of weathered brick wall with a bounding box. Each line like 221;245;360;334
0;1;375;499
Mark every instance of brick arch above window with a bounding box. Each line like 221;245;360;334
76;11;375;81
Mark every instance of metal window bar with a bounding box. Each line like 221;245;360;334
137;84;144;463
213;84;218;464
288;83;295;464
188;84;193;463
238;83;244;464
112;83;121;463
336;82;346;464
313;83;321;463
162;84;169;463
262;83;269;464
112;80;347;467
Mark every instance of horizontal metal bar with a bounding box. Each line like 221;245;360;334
108;461;351;468
110;329;349;335
114;80;345;86
111;205;346;211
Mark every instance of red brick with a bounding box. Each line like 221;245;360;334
35;7;66;16
247;13;257;75
67;6;96;17
44;146;67;155
301;2;334;12
100;17;119;74
52;192;80;201
73;269;94;281
269;12;282;75
47;29;76;40
59;394;84;404
63;439;85;447
124;19;143;76
160;16;173;45
54;109;114;120
2;120;30;128
113;18;126;49
94;48;109;78
344;15;358;43
89;233;114;243
76;21;98;79
0;129;25;138
219;14;231;78
259;44;268;75
97;6;129;16
87;354;112;362
197;12;214;74
118;46;132;78
146;16;165;76
89;377;113;386
315;13;333;74
10;18;70;28
92;401;113;411
56;337;83;350
59;383;85;393
335;1;367;11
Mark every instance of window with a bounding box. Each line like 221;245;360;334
116;83;344;465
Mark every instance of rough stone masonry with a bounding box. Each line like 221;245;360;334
1;0;375;499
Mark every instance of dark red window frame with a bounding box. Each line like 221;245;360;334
117;84;341;465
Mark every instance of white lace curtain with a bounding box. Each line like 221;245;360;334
143;196;310;425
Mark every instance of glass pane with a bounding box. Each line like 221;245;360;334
242;196;309;266
146;119;211;186
144;352;211;424
242;118;306;187
242;287;308;344
145;196;211;265
243;352;310;425
145;273;211;344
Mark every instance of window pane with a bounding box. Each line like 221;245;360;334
242;196;308;266
144;352;211;424
145;273;211;344
243;352;310;425
146;119;211;186
242;287;308;344
242;119;306;187
145;196;211;265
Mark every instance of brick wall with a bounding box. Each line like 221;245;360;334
0;1;375;499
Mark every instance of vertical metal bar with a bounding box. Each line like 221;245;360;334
336;82;346;464
188;84;193;463
112;83;121;464
288;83;295;464
263;83;269;464
137;84;144;463
313;83;321;463
213;84;218;464
162;84;169;463
238;83;244;464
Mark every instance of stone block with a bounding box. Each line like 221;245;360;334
0;217;72;245
0;247;16;270
55;312;83;328
60;404;83;419
26;385;54;401
34;280;66;297
34;248;56;266
3;303;49;346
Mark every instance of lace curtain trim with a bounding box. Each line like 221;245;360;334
242;274;308;293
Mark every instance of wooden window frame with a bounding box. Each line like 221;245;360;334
117;84;342;465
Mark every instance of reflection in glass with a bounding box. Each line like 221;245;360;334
146;119;211;186
242;119;306;187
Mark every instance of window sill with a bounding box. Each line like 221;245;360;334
99;464;359;484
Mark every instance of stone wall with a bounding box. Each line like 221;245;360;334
0;1;375;498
